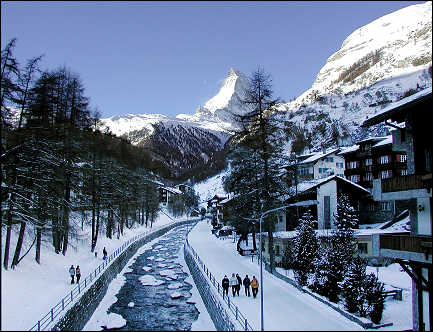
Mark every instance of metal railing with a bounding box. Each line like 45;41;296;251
29;220;188;331
184;227;254;331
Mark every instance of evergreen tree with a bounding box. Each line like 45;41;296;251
363;274;385;323
341;255;368;313
292;210;319;286
227;67;288;272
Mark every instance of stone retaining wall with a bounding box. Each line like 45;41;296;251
52;219;196;331
184;246;236;331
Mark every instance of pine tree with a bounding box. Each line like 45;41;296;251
292;210;319;286
363;273;385;323
341;255;368;313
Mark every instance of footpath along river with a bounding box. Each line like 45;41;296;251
85;223;202;330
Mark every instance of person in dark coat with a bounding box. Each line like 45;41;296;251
76;265;81;283
236;274;242;296
103;247;107;260
222;275;229;298
69;265;75;284
243;274;251;296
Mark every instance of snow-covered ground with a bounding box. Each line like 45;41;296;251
2;208;413;331
188;219;413;331
1;211;187;331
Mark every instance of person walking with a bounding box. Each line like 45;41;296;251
236;274;242;296
222;275;230;298
229;273;238;297
243;274;251;297
76;265;81;284
69;265;75;284
251;276;259;298
103;247;107;260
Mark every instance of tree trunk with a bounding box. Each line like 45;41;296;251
11;221;26;268
3;223;12;270
61;181;70;256
35;227;41;264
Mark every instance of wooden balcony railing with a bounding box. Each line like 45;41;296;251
380;234;432;258
381;174;427;193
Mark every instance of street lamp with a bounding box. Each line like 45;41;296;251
255;200;319;331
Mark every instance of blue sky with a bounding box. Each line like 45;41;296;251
1;1;424;119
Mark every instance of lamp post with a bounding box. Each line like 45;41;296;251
252;200;319;331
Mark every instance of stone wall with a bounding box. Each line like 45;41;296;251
184;246;236;331
52;219;196;331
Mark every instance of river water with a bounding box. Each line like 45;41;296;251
105;224;200;330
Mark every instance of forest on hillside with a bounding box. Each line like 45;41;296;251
1;39;198;270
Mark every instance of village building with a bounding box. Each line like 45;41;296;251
361;87;432;332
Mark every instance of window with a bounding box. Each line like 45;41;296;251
381;201;392;211
397;154;407;163
348;161;358;169
358;243;368;255
365;158;373;166
275;245;280;256
364;172;373;181
349;174;360;183
278;215;283;223
336;162;344;168
379;155;391;164
401;169;408;176
381;170;392;179
367;203;376;211
325;157;334;162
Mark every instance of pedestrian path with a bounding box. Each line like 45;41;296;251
188;221;364;331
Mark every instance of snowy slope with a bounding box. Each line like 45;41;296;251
300;1;432;102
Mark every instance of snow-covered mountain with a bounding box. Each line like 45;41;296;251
101;67;250;178
276;1;432;153
177;68;251;130
101;1;431;177
294;1;431;106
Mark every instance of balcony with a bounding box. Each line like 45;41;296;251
382;174;429;193
379;234;432;263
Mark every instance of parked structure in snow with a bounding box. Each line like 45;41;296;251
362;87;432;332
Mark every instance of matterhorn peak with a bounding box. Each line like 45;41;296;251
202;67;249;114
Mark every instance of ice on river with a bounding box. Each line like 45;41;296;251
159;269;178;279
157;263;167;268
128;302;135;308
139;275;165;286
147;256;155;260
167;282;183;289
170;291;183;299
105;313;127;329
155;258;165;262
142;266;152;272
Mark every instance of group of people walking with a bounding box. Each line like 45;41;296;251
222;273;259;299
68;265;81;284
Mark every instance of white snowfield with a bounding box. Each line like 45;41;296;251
188;220;363;331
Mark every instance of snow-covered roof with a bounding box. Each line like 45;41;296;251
356;136;389;144
298;148;340;165
362;87;432;127
162;186;182;195
219;196;234;204
296;175;370;195
372;135;392;148
338;144;359;155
